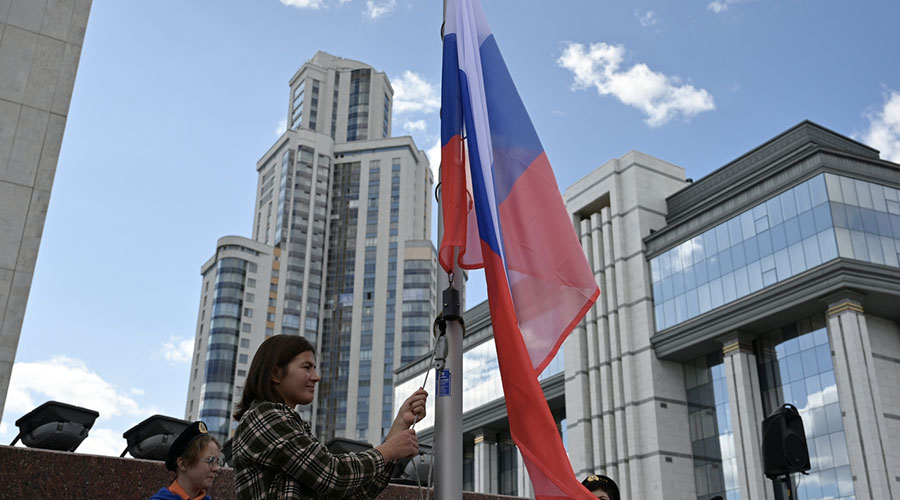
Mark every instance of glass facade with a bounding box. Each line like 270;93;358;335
756;314;854;500
653;173;872;331
309;79;320;131
199;257;247;443
827;173;900;266
318;160;360;439
401;259;433;363
347;69;370;141
497;429;518;495
331;72;339;139
685;352;740;500
394;337;564;431
291;79;305;130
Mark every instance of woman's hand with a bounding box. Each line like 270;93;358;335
395;388;428;428
375;429;419;462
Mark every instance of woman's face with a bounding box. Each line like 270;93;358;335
274;351;320;408
180;441;221;492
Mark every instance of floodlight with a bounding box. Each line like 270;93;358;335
121;414;190;460
11;401;99;452
325;436;372;454
391;443;433;486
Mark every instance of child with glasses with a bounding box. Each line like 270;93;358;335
149;421;222;500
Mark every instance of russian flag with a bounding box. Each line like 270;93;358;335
440;0;600;498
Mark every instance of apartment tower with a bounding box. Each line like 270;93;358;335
185;52;435;446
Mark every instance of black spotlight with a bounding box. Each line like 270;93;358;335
325;436;373;454
121;415;190;460
11;401;99;452
762;403;811;478
391;443;433;486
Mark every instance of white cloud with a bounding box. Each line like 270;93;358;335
275;118;287;137
708;0;740;13
162;336;195;364
558;42;715;127
6;356;146;420
366;0;396;19
427;139;441;181
404;120;427;133
392;71;440;114
279;0;325;9
77;427;126;457
0;421;7;435
860;90;900;163
129;388;145;396
637;10;657;28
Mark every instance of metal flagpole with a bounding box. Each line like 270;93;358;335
434;206;464;500
434;4;464;498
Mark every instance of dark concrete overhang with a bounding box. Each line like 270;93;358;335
651;259;900;361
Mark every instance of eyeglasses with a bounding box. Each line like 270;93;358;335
200;456;225;468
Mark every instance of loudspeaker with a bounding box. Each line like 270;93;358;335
761;403;810;478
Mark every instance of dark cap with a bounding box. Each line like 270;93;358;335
581;474;620;500
165;421;209;471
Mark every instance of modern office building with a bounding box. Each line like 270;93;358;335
0;1;92;423
395;122;900;500
185;52;436;446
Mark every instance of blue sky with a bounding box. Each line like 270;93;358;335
2;0;898;455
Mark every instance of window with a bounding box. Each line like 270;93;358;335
239;354;248;364
245;293;254;303
244;308;253;318
240;338;250;348
242;323;251;333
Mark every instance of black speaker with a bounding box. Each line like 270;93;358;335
761;403;810;478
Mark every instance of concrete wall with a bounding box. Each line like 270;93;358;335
0;0;92;425
563;151;695;499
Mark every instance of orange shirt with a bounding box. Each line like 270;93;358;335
167;479;208;500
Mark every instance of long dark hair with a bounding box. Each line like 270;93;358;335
233;334;315;420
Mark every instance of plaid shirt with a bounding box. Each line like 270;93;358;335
234;400;395;500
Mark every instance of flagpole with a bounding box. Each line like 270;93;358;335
435;3;464;497
433;226;464;500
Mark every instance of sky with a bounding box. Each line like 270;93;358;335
2;0;899;456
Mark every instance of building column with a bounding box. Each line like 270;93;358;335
563;218;598;477
473;431;498;494
824;293;896;499
516;448;534;498
720;332;774;500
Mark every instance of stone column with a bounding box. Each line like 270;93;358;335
720;332;774;500
563;217;597;477
473;432;498;493
516;449;534;498
824;293;896;499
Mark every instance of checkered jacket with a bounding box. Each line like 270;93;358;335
234;400;394;500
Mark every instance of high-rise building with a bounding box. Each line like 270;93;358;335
186;52;435;446
395;122;900;499
0;1;93;423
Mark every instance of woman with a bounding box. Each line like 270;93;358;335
581;473;620;500
233;334;427;500
149;421;223;500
